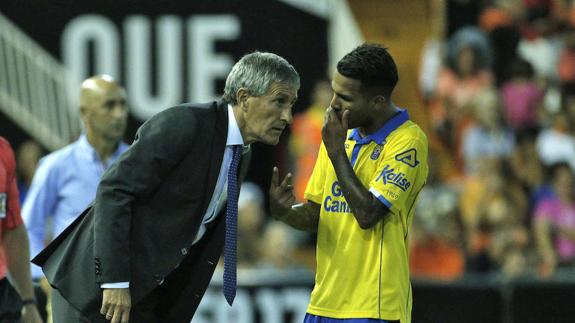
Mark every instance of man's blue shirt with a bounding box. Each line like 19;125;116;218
22;134;128;278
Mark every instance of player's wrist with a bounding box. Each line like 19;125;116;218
271;207;290;221
21;298;37;307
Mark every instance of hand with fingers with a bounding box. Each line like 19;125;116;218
100;288;131;323
269;166;296;221
322;107;349;158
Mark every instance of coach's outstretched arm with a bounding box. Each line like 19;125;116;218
269;167;320;232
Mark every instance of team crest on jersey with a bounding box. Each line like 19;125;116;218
370;145;383;160
395;148;419;167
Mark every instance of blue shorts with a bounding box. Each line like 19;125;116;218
304;313;395;323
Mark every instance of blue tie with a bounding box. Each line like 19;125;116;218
223;145;242;305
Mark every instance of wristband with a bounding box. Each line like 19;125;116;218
21;298;37;306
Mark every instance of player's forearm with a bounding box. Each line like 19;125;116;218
329;150;387;229
272;202;320;232
4;225;36;300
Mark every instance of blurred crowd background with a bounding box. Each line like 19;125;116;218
412;0;575;281
239;0;575;282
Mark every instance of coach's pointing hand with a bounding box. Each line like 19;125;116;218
269;167;295;220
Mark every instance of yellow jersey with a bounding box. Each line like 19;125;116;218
304;109;428;322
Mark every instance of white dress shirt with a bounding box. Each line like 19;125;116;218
102;105;244;288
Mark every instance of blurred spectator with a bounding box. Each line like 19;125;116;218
521;0;553;22
237;182;266;268
460;158;529;275
517;16;562;83
536;110;575;171
446;0;482;37
509;128;545;206
15;140;43;205
561;83;575;128
410;155;464;281
257;222;308;271
489;25;522;86
461;88;515;174
431;28;493;151
501;59;545;130
533;162;575;277
485;163;530;278
289;79;332;201
419;37;444;103
479;5;514;33
557;28;575;86
447;27;493;67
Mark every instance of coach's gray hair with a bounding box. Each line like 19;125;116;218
222;51;300;105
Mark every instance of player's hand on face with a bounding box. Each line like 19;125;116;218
269;167;295;219
322;107;349;157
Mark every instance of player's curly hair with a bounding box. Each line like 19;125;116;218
337;43;398;97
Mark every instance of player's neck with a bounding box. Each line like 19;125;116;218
359;104;399;137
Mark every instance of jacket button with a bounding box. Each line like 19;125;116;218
181;248;188;255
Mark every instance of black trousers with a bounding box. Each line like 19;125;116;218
51;247;205;323
0;278;21;323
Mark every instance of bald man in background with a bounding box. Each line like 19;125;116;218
22;75;129;315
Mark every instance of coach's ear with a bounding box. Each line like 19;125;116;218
236;88;250;112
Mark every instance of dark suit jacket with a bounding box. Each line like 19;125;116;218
32;101;250;321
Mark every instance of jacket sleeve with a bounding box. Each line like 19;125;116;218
93;107;199;283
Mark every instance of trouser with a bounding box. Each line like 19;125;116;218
32;279;49;322
51;289;96;323
0;278;21;323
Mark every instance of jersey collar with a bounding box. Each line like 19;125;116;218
348;109;409;145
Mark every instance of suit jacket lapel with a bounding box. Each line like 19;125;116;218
199;101;228;214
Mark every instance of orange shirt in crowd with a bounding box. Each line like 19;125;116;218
410;237;465;281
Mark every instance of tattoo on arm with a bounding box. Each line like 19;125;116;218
329;151;388;229
277;202;320;232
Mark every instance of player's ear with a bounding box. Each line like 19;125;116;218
372;95;386;108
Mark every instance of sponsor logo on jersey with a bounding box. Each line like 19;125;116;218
323;181;352;213
376;165;411;191
395;148;419;167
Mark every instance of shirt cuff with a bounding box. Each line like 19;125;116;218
369;187;392;208
101;282;130;289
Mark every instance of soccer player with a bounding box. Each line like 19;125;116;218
270;43;429;323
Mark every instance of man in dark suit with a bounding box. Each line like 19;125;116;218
32;51;300;323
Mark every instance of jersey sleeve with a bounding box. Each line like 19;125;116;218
369;137;427;215
304;143;327;204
